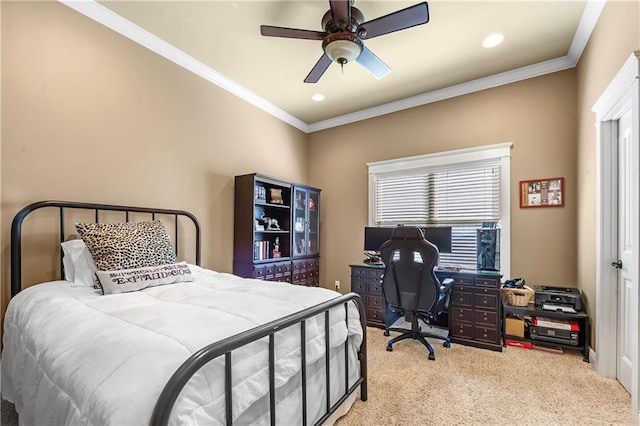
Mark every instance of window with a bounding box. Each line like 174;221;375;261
368;143;511;275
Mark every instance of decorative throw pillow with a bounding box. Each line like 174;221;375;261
61;239;99;287
96;262;194;295
75;220;178;272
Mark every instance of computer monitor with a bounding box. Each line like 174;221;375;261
364;226;452;253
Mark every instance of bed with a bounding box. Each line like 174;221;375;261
2;200;367;425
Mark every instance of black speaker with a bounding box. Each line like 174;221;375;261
477;229;500;271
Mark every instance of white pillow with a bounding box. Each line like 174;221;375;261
95;262;194;295
61;240;98;287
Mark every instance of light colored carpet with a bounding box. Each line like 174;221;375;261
336;327;632;426
2;327;632;425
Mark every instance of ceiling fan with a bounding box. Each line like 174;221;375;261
260;1;430;83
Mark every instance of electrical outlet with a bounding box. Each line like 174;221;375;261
334;280;340;291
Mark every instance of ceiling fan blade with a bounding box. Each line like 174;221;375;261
356;46;390;80
304;54;333;83
357;2;429;40
260;25;326;40
329;0;351;28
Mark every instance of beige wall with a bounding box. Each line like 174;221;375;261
308;70;578;294
575;1;639;342
1;2;308;320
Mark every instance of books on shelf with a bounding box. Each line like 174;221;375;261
254;240;270;261
532;316;579;331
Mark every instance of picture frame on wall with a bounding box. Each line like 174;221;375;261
519;177;565;208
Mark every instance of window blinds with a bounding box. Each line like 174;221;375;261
373;159;501;269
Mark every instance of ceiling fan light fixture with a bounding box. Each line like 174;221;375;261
325;39;362;64
322;32;363;65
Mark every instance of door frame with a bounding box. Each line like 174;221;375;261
592;52;640;423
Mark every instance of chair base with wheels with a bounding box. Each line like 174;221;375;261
384;313;451;361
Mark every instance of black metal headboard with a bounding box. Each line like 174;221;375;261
10;200;201;297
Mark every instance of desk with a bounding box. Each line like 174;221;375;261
502;301;590;362
349;264;503;352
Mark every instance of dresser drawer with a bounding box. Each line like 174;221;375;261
352;267;369;276
369;280;383;295
475;277;500;288
474;293;499;311
451;288;473;307
474;326;499;344
274;262;290;274
253;265;266;279
450;306;473;323
450;321;473;339
474;309;498;327
292;259;307;271
367;295;385;311
452;277;473;286
265;263;276;278
351;278;366;294
368;268;385;279
476;286;499;295
452;282;473;294
367;308;385;324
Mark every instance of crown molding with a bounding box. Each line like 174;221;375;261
567;0;606;64
59;0;310;133
309;0;605;132
308;56;575;132
60;0;603;135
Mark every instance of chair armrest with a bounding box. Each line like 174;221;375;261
439;277;454;294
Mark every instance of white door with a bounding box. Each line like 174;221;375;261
616;108;636;394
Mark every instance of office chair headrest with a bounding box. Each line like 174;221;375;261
390;226;424;240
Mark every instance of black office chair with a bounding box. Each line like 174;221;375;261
380;226;454;360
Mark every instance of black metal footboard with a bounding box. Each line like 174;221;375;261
151;292;368;426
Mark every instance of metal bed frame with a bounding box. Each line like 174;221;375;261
9;200;368;426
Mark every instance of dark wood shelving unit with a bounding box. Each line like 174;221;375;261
233;173;321;286
502;301;590;362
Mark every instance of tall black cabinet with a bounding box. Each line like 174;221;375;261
233;173;321;286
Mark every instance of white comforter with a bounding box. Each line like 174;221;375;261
1;265;363;425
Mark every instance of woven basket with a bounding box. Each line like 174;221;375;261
501;285;534;307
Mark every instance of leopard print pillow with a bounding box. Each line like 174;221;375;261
75;220;178;272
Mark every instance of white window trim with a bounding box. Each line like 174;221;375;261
368;142;512;277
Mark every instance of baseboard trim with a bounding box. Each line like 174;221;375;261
589;346;597;366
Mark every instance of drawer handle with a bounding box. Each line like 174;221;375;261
459;297;464;302
483;314;488;320
483;332;488;338
460;286;465;290
459;313;464;318
484;288;488;293
483;299;487;304
459;328;464;333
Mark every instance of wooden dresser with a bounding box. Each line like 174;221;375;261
444;270;502;351
349;264;502;351
349;264;396;328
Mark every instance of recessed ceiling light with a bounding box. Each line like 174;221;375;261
312;94;325;102
482;33;505;48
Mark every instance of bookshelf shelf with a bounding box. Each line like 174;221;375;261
502;301;590;362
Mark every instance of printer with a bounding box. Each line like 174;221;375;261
534;285;582;313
